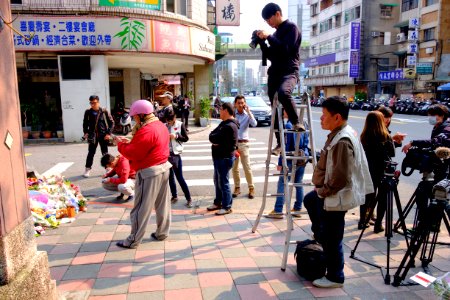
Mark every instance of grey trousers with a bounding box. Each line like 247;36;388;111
123;161;172;248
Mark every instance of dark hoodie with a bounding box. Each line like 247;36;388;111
209;118;239;159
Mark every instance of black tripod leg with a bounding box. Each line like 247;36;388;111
350;193;378;258
394;190;416;233
393;187;410;249
384;188;393;284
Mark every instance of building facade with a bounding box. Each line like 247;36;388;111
304;0;400;100
12;0;215;142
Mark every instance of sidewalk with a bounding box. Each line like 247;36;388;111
39;193;448;300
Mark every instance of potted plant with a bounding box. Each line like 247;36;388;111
78;199;87;212
199;96;211;127
41;120;53;138
20;103;32;139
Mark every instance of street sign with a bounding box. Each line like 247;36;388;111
416;62;433;74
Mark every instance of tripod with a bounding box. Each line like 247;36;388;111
350;164;410;285
394;172;450;245
392;198;449;286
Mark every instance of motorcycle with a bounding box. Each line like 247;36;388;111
112;105;132;135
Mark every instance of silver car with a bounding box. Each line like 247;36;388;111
221;96;272;126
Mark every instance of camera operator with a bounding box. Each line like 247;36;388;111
256;3;303;156
402;104;450;154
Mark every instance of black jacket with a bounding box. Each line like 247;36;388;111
209;119;239;159
362;137;395;188
412;121;450;149
83;107;114;137
260;20;301;77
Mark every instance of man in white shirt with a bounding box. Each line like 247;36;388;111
232;95;258;199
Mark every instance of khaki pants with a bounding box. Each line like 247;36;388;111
232;142;254;189
123;162;172;248
102;177;135;196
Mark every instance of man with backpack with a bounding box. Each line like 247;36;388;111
82;95;114;178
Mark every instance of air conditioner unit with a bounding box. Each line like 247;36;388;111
426;47;434;54
396;33;406;43
371;31;381;38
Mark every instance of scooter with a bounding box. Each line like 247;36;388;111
113;106;132;135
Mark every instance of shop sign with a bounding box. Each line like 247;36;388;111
407;43;418;54
99;0;161;11
409;18;420;28
416;62;433;75
216;0;240;26
13;16;151;52
190;27;215;61
407;55;417;66
403;68;416;79
408;30;419;42
348;22;360;78
378;70;404;81
153;21;190;54
304;53;336;67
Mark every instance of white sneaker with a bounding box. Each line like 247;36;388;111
83;168;91;178
312;277;343;288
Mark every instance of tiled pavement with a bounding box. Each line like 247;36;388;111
36;197;450;300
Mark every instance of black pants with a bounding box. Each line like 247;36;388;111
85;137;109;169
181;110;189;129
268;74;299;146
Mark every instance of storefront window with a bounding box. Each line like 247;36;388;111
166;0;187;16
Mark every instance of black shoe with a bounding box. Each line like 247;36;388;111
374;225;385;233
358;223;370;230
116;193;125;201
125;195;134;202
116;241;137;249
151;232;167;241
186;200;193;208
171;196;178;203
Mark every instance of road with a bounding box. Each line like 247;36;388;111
24;107;435;208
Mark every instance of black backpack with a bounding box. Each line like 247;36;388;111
294;239;326;281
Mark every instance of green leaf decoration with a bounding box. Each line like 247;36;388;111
114;17;146;51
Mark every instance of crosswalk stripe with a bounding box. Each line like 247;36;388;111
183;153;269;161
185;174;313;186
183;147;269;153
183;163;277;172
187;138;257;144
41;162;74;177
184;142;266;148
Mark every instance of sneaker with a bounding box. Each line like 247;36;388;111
358;222;370;230
293;122;306;132
207;204;221;211
271;145;282;156
125;195;134;202
171;196;178;204
232;187;241;198
374;224;385;233
291;208;302;218
116;193;125;201
215;208;232;215
312;277;343;288
83;168;91;178
186;200;193;208
265;210;284;219
248;187;255;199
116;241;137;249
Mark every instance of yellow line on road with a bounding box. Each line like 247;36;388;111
25;153;31;157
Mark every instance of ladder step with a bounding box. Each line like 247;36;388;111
289;182;315;187
269;173;293;177
285;156;311;160
266;193;285;197
296;104;308;108
273;129;310;134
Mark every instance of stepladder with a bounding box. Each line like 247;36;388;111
251;91;318;271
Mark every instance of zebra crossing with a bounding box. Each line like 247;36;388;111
180;139;312;187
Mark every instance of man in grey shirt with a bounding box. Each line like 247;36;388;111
232;95;258;199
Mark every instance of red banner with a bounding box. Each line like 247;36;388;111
153;21;190;54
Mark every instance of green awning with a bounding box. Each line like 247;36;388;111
394;20;409;28
382;3;399;6
393;50;407;55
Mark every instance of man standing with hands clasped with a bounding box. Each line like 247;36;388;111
232;95;257;199
303;96;373;288
257;3;304;156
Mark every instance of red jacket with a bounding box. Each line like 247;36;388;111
118;121;169;171
105;155;136;185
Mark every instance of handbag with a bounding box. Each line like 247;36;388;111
101;109;115;146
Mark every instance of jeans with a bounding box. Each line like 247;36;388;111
85;137;109;169
169;156;191;200
304;190;347;283
213;157;235;209
274;164;305;212
268;74;299;146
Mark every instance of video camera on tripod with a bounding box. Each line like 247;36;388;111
401;146;446;177
249;30;267;66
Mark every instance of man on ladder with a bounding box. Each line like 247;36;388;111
256;2;304;156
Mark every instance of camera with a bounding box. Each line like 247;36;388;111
249;30;261;49
384;161;399;177
432;179;450;201
401;147;444;177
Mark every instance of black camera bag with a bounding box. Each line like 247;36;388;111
294;239;326;281
401;147;437;176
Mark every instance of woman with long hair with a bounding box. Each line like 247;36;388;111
359;111;395;232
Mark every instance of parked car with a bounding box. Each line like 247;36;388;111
221;96;272;126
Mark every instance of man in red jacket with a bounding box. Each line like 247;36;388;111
101;154;136;201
